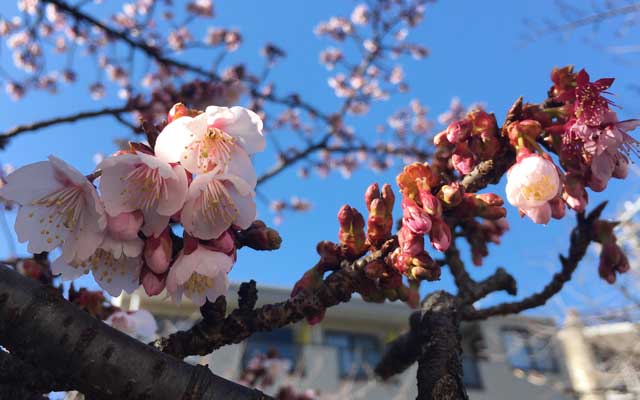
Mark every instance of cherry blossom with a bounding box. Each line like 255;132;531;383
154;105;264;183
0;156;106;263
106;309;158;340
166;238;233;306
98;151;188;237
51;248;142;297
505;153;560;225
181;168;257;240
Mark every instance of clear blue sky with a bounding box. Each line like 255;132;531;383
1;1;639;322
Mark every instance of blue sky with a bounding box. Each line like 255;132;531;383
1;0;639;322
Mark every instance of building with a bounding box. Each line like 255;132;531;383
115;284;575;400
559;310;640;400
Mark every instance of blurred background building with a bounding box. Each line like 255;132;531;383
114;284;595;400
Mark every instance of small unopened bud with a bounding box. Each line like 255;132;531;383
419;191;442;217
402;198;432;235
381;184;395;211
364;183;380;211
429;219;451;252
507;120;542;146
141;267;167;296
316;240;342;268
338;205;367;259
437;182;464;208
206;230;236;255
238;220;282;251
107;211;143;241
168;102;189;123
144;228;173;274
549;197;566;220
446;119;472;143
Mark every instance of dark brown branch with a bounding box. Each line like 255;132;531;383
0;351;67;396
153;238;397;359
0;265;270;400
463;201;607;321
0;105;135;148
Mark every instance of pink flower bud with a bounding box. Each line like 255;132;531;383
437;183;464;207
364;183;380;211
143;228;173;274
206;230;236;255
429;219;451;252
398;225;424;257
452;153;475;175
506;154;560;210
402;198;432;235
419;191;442;217
167;102;189;123
141;267;167;296
549;197;566;220
107;211;144;241
446;119;472;143
613;155;629;179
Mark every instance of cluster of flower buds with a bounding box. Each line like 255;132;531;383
592;220;630;284
390;162;450;281
434;110;501;175
0;103;267;306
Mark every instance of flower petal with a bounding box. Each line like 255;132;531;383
207;106;265;154
91;251;143;297
51;255;88;280
156;164;188;216
154;113;207;164
0;161;62;205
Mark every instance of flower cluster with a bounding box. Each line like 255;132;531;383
434;109;500;175
0;103;265;305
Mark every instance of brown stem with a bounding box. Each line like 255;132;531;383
0;105;135;148
0;265;270;400
463;201;606;321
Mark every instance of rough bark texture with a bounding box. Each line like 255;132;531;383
415;292;468;400
0;265;270;400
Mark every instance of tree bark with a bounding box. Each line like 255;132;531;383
0;265;270;400
415;291;468;400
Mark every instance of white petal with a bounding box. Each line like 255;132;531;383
167;250;198;286
156;164;188;216
61;213;105;263
154;114;207;164
226;182;256;230
91;252;142;297
207;106;265;155
194;248;234;276
224;146;257;188
0;161;62;205
51;255;88;280
48;156;89;186
141;209;169;238
99;157;137;216
15;205;64;254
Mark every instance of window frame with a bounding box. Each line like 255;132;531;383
500;327;559;374
323;330;382;380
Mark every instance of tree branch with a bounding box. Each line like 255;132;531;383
153;238;398;359
0;350;67;397
0;265;270;400
0;105;136;148
462;201;607;321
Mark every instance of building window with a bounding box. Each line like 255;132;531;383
242;328;298;372
462;355;483;389
324;330;381;379
501;328;558;373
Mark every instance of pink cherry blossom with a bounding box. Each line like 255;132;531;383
98;151;188;237
0;156;106;262
106;309;158;340
143;227;172;274
51;248;142;297
181;168;256;240
505;154;560;225
107;211;143;241
154;105;264;183
140;267;167;296
166;241;233;306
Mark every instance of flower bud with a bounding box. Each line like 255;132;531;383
144;228;173;274
364;183;380;211
107;211;143;241
397;162;438;198
141;267;167;296
419;191;442;217
167;102;189;123
402;198;432;235
381;183;395;211
613;155;629;179
446;119;472;143
338;205;367;259
238;220;282;251
398;225;424;257
437;183;464;208
522;204;552;225
507;120;542;146
549;197;566;220
429;219;451;252
433;130;450;146
469;110;498;136
563;174;588;212
452;152;475;175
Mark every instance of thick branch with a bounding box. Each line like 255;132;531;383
463;202;606;321
153;239;397;359
0;351;67;396
0;265;269;400
0;105;135;148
